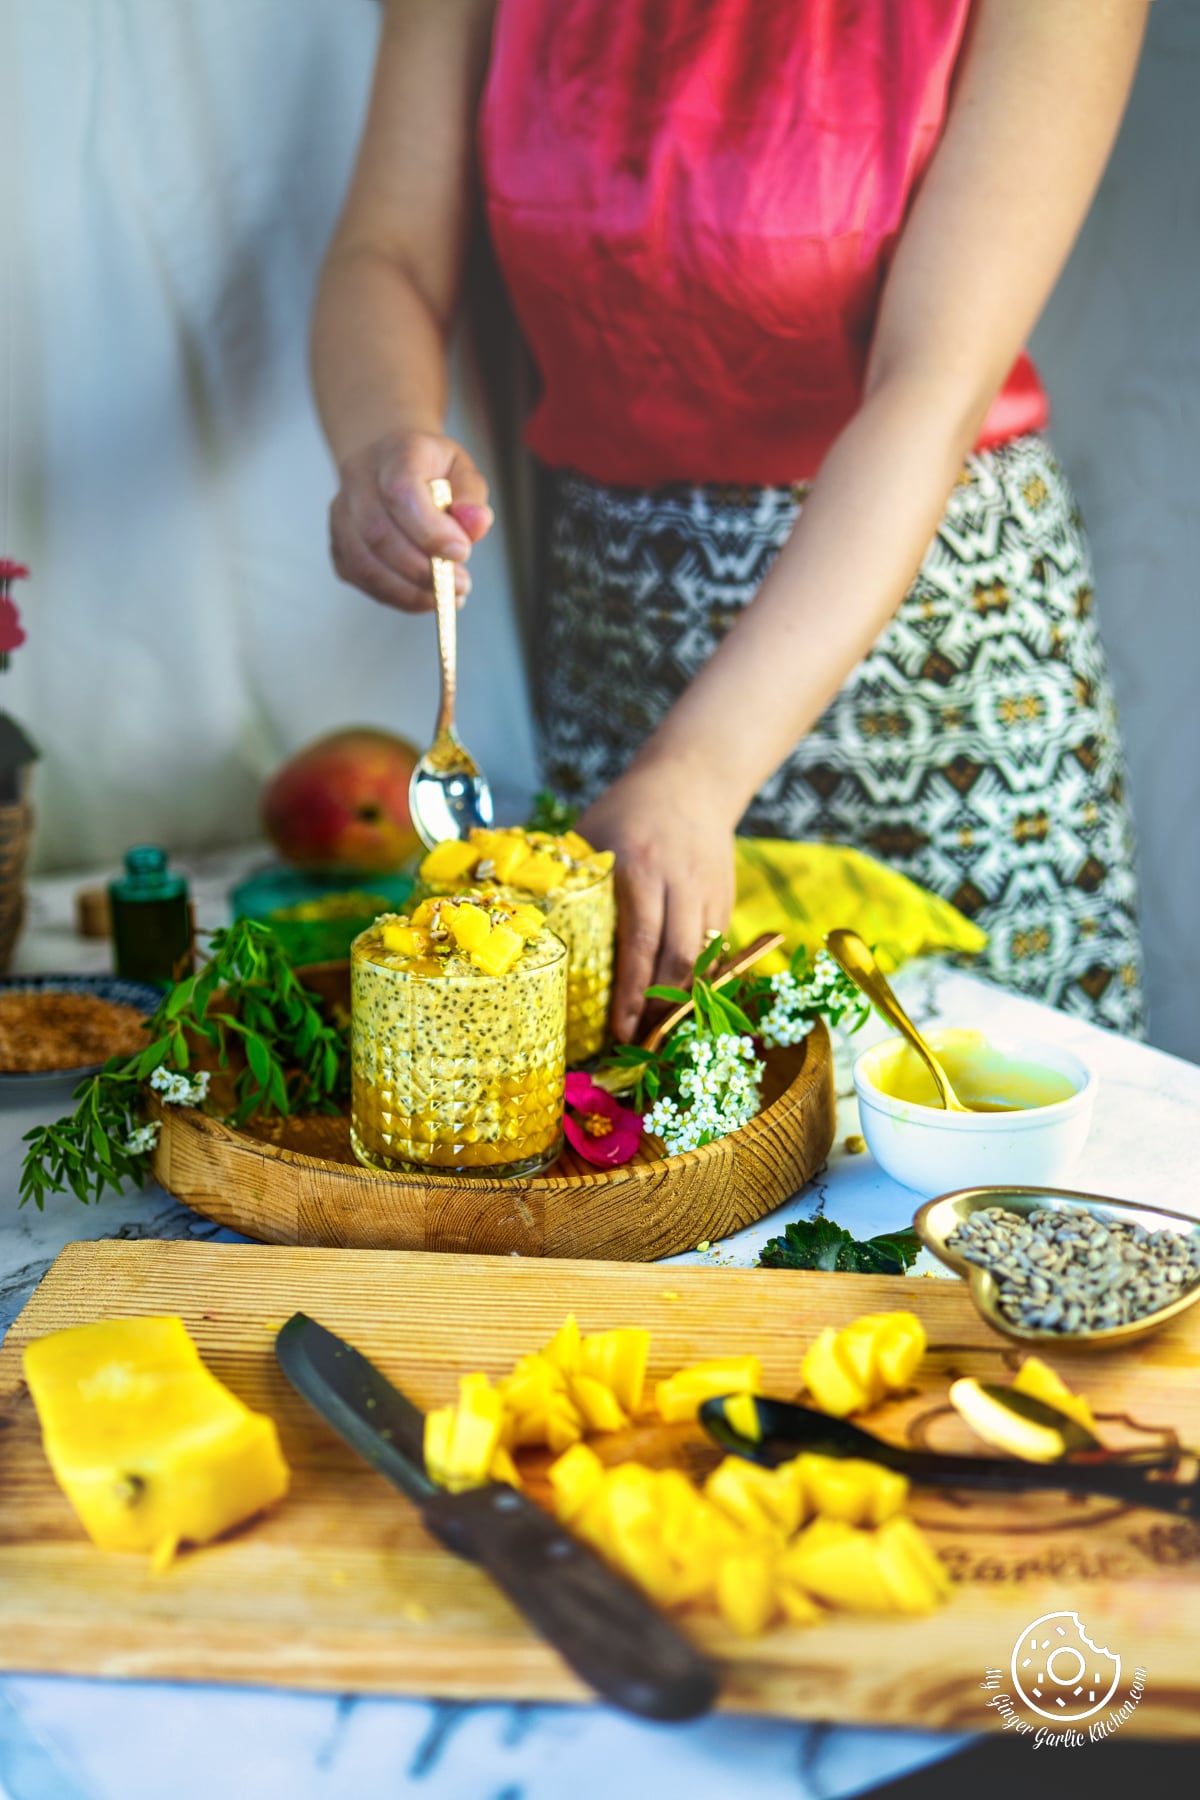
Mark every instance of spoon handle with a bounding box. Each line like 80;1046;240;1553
825;926;961;1111
429;478;458;738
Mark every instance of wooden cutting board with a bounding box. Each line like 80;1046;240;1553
2;1238;1198;1737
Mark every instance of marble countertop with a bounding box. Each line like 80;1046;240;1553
3;858;1198;1800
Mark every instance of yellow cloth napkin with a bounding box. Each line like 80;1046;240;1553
731;838;987;973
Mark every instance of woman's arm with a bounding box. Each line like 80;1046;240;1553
312;0;496;610
585;0;1149;1040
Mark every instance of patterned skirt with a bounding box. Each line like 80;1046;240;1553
534;434;1146;1036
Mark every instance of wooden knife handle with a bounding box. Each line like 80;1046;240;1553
421;1484;718;1720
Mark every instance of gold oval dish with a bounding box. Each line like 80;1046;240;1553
914;1185;1200;1351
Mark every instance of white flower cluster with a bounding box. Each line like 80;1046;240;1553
757;951;869;1048
148;1066;211;1107
124;1121;161;1155
644;1025;764;1155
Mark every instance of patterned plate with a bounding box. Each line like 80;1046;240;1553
0;973;163;1086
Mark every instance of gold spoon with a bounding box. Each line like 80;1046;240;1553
407;479;495;849
825;926;970;1113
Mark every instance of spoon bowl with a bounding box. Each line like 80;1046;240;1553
407;479;494;849
825;928;969;1112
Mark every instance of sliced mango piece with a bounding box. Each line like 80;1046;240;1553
801;1327;868;1418
655;1356;762;1424
547;1441;605;1523
423;1404;455;1486
716;1550;778;1638
797;1454;909;1528
833;1321;887;1408
541;1314;581;1376
872;1516;951;1614
579;1328;650;1415
949;1376;1068;1463
777;1580;824;1626
872;1315;927;1391
508;901;548;939
570;1374;629;1434
419;839;481;882
721;1392;761;1443
704;1459;779;1538
409;896;443;929
559;830;596;862
22;1317;289;1562
1012;1356;1096;1433
781;1523;894;1614
488;1445;522;1489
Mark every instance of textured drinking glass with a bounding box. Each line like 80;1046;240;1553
543;866;615;1064
350;925;567;1177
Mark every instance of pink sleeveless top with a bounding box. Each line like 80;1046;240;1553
478;0;1048;487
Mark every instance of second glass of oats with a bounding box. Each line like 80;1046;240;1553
350;894;567;1178
418;828;615;1063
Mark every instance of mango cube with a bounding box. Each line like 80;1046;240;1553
547;1441;605;1522
510;852;564;896
570;1374;629;1434
716;1550;777;1638
801;1328;868;1418
872;1516;949;1615
541;1314;581;1375
470;923;525;977
781;1523;894;1614
381;923;430;957
579;1328;650;1415
655;1356;762;1424
446;902;492;956
22;1317;289;1564
420;839;482;883
797;1454;909;1527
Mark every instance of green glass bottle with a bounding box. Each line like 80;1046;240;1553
109;846;194;987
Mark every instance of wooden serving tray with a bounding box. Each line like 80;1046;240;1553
2;1239;1198;1733
150;962;835;1258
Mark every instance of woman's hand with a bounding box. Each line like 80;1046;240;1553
579;761;738;1043
329;429;494;613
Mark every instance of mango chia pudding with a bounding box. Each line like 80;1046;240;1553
350;894;567;1178
418;828;615;1064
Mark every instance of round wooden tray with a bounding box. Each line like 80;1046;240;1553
151;964;835;1260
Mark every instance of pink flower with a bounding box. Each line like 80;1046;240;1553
563;1072;643;1167
0;561;28;583
0;597;25;655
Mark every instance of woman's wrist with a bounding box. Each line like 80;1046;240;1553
626;732;749;831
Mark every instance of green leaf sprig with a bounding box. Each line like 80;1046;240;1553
524;790;581;836
19;919;349;1211
757;1216;922;1275
598;939;867;1116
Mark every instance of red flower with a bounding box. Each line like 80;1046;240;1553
563;1072;643;1167
0;561;29;583
0;597;25;655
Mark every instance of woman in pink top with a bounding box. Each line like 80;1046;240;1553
313;1;1149;1040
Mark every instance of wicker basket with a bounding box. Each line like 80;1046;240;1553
0;799;31;973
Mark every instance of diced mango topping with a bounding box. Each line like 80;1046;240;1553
22;1317;289;1565
801;1312;927;1418
417;826;612;899
370;894;552;979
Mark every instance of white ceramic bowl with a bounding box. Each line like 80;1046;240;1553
852;1029;1096;1199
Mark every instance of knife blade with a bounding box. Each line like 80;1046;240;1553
275;1313;718;1721
699;1393;1199;1517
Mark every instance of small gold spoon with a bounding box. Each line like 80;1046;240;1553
407;479;495;849
825;927;970;1113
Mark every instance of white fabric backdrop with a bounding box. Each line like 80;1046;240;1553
2;0;536;869
3;0;1197;1058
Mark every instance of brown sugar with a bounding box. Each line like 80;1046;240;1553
0;991;151;1072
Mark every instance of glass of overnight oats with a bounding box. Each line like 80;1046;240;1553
417;828;615;1065
350;893;567;1179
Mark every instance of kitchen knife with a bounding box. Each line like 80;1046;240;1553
699;1393;1198;1517
275;1312;718;1721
